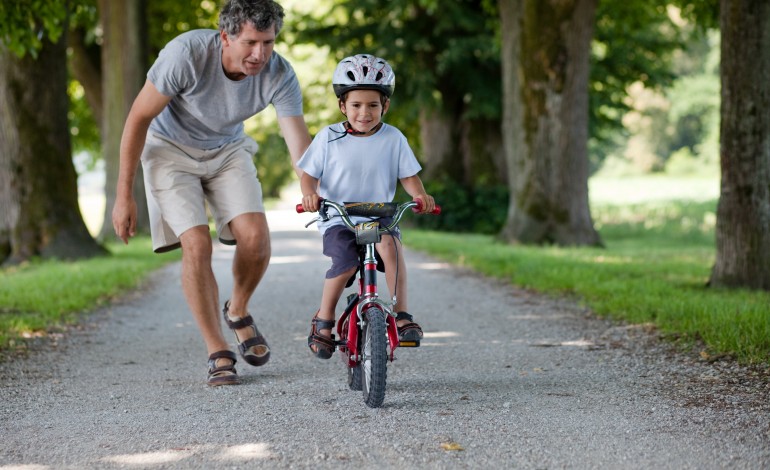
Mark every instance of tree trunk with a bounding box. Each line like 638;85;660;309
419;106;506;187
0;52;20;262
498;0;602;246
709;0;770;290
68;26;104;126
0;38;106;265
98;0;149;240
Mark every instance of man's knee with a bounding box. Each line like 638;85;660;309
179;226;214;262
230;220;270;268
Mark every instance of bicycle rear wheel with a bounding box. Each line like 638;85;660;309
361;306;388;408
348;364;362;391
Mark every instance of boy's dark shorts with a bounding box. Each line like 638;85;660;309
322;221;401;279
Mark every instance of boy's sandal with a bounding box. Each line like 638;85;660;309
396;311;424;342
223;300;270;367
308;311;336;360
207;350;240;386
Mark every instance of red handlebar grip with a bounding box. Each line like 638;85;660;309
296;204;305;213
412;200;442;215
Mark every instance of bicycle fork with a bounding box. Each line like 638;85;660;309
344;243;400;362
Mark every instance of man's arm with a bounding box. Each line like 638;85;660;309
277;115;312;177
111;80;172;243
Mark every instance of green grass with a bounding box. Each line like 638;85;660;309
0;237;180;353
405;194;770;366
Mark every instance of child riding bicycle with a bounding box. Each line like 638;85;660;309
297;54;435;359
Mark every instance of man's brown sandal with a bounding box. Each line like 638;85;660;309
308;311;336;359
207;350;240;386
223;300;270;367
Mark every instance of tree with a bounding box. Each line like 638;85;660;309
709;0;770;290
498;0;602;246
0;4;105;264
97;0;149;240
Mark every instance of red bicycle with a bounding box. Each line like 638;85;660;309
296;199;440;408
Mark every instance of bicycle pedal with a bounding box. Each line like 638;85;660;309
398;340;420;348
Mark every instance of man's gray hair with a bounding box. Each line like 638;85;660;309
219;0;285;36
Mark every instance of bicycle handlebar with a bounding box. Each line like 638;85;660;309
296;199;441;232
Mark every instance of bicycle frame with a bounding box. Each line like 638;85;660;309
337;241;400;367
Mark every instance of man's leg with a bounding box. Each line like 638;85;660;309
223;212;271;349
178;225;229;355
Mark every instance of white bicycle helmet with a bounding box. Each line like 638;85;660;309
332;54;395;98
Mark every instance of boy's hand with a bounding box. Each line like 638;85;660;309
413;194;436;214
302;193;321;213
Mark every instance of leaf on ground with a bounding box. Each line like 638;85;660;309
440;442;464;451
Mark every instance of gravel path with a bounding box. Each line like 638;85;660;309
1;208;768;469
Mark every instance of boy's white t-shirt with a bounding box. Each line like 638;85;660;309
297;122;422;234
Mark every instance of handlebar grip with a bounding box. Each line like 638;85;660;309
412;200;442;215
296;198;326;213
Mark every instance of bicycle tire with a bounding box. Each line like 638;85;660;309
348;364;362;391
361;306;388;408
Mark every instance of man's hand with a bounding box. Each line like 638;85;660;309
112;196;138;244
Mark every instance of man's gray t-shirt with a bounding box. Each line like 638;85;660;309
147;29;303;149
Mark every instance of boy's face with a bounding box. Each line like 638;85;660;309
340;89;390;136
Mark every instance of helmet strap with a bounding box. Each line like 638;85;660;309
344;121;382;136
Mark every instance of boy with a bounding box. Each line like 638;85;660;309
298;54;435;359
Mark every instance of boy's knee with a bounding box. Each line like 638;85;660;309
377;239;399;260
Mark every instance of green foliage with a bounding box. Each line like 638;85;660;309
674;0;719;30
601;28;720;177
406;195;770;365
67;80;100;157
590;0;685;168
0;0;68;58
146;0;219;60
402;180;508;234
253;133;296;198
0;237;180;352
663;30;720;168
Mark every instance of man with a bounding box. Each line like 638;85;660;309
111;0;311;386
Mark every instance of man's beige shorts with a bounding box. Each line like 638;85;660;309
141;133;264;253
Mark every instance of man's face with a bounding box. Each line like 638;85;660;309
221;22;276;80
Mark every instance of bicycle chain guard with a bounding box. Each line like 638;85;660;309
355;221;381;245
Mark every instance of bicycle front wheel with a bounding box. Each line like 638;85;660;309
361;306;388;408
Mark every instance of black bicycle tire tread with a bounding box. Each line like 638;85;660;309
362;306;388;408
